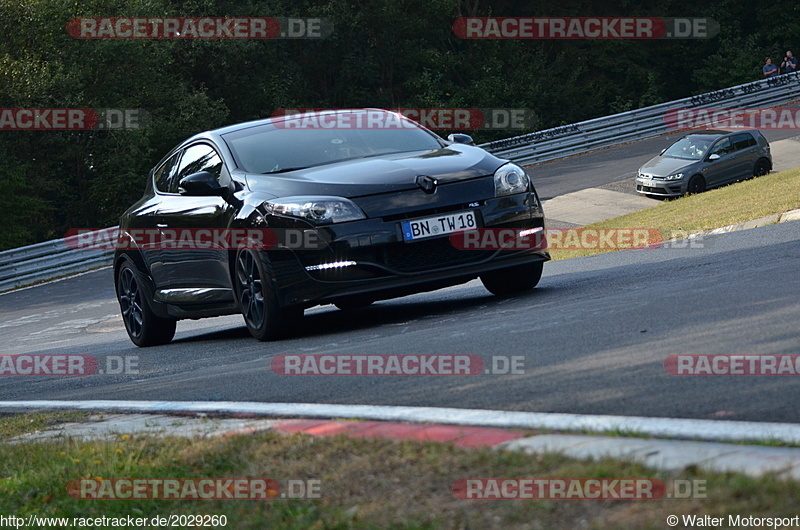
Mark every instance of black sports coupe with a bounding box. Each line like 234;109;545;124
114;109;549;346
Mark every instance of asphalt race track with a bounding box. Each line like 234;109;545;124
1;137;799;423
2;221;799;422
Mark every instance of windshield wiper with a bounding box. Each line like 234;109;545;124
263;166;309;174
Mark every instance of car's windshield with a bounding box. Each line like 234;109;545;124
223;114;444;174
662;137;715;160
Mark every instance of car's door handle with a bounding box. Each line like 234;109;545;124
157;223;169;228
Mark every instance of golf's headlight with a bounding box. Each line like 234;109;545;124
264;196;366;224
494;163;530;196
665;172;684;181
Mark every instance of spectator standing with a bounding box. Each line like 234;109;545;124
781;51;798;74
763;57;779;78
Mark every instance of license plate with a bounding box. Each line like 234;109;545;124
401;211;477;241
642;180;659;188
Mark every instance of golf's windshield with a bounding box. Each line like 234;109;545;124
662;137;713;160
224;112;444;174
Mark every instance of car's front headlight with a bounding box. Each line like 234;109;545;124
664;172;684;181
494;163;530;197
264;196;366;224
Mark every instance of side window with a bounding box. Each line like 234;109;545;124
173;144;224;193
153;152;181;193
731;133;755;151
710;138;732;157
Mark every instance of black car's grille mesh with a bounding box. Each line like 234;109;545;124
381;201;485;223
382;238;494;272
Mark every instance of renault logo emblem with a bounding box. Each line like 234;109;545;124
415;175;438;194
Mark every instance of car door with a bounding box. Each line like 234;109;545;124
702;137;738;187
730;132;759;178
139;152;182;289
155;143;237;293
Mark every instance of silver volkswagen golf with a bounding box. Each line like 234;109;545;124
636;129;772;198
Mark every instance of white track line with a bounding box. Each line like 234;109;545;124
1;400;800;444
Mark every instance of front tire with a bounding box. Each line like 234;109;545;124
235;248;301;341
117;262;176;347
687;175;706;195
481;261;544;296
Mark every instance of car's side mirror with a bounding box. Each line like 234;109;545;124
178;171;229;197
660;148;667;155
708;154;721;161
448;133;475;146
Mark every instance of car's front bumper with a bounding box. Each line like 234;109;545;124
266;192;549;308
635;178;687;197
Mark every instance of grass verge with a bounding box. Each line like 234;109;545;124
0;411;88;441
2;413;800;528
549;167;800;261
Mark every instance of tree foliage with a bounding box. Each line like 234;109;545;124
0;0;797;248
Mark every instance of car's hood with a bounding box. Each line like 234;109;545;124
639;156;696;177
244;145;504;198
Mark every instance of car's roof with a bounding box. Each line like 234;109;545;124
683;129;754;139
175;108;415;149
209;108;404;137
157;108;430;171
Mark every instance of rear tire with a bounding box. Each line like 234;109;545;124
753;158;771;177
687;175;706;195
117;262;176;347
481;261;544;296
235;248;302;341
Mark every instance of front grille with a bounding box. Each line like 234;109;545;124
382;238;494;272
381;202;485;223
638;185;669;194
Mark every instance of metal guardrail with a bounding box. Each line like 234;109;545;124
479;71;800;164
0;229;117;292
4;74;800;292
